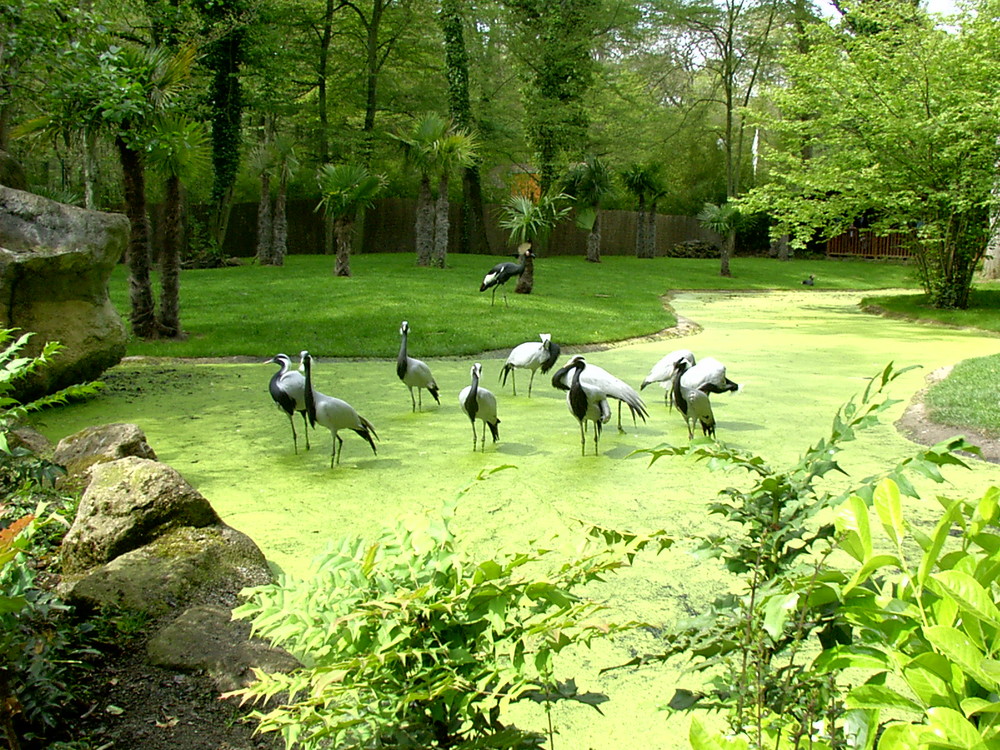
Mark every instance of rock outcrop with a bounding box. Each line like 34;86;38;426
57;424;297;692
0;186;129;401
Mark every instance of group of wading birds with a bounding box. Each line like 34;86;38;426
267;320;741;467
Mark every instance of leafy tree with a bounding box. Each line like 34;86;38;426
392;114;448;266
562;155;615;263
439;0;491;255
620;163;665;259
745;2;1000;308
698;202;741;277
316;163;384;277
504;0;601;191
146;115;209;337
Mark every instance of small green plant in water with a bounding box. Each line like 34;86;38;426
230;466;672;749
626;363;977;749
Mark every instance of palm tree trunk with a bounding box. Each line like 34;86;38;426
432;175;449;268
116;134;158;339
334;218;352;277
720;231;734;277
415;176;433;266
158;175;182;337
515;252;534;294
635;195;647;258
646;202;657;258
272;170;288;266
586;213;601;263
255;171;273;264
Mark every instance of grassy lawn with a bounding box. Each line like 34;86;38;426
114;254;917;358
863;286;1000;334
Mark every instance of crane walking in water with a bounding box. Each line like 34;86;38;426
267;353;311;453
564;355;612;455
397;320;440;412
551;356;647;431
500;333;561;397
459;362;500;451
303;352;379;467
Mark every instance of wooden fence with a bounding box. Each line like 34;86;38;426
825;228;911;259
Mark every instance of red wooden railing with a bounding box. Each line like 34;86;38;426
826;228;911;259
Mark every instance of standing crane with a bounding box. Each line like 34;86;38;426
479;242;534;306
459;362;500;451
551;356;647;431
499;333;561;397
640;349;696;406
564;355;612;455
680;357;739;396
671;358;717;439
267;353;310;453
397;320;440;412
302;352;379;467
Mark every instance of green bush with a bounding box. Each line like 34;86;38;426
230;470;672;749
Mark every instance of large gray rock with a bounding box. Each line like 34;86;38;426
53;423;157;490
0;186;128;401
61;457;221;574
61;523;272;616
148;605;300;692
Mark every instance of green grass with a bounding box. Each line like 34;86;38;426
925;354;1000;436
863;286;1000;334
116;254;916;358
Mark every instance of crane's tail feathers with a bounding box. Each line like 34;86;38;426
487;419;500;443
354;428;378;455
429;385;441;404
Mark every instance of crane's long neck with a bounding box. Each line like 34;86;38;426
568;362;588;419
672;366;688;414
464;370;480;419
303;356;317;427
397;331;408;379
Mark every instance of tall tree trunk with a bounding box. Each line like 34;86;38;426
255;171;273;264
205;22;244;250
720;230;734;277
981;134;1000;280
646;201;657;258
158;175;182;337
317;0;337;163
440;0;490;255
432;175;449;268
635;195;648;258
515;252;534;294
116;135;157;339
415;176;433;266
272;169;288;265
586;213;601;263
334;217;352;276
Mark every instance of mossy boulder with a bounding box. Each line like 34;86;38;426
0;186;128;401
61;456;221;574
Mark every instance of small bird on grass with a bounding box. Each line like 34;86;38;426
802;274;815;286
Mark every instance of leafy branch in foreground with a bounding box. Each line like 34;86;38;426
625;363;977;749
230;469;672;750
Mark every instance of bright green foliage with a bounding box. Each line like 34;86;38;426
316;163;385;277
744;2;1000;308
632;364;977;749
809;479;1000;749
497;192;571;248
231;478;672;749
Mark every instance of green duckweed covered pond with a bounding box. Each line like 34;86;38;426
32;290;1000;749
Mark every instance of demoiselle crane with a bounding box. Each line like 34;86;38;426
640;348;696;406
672;358;717;439
459;362;500;451
397;320;440;412
565;355;612;455
551;355;648;431
303;352;379;467
267;353;310;453
499;333;561;397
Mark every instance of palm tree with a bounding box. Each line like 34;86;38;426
270;134;299;266
20;43;195;338
146;115;209;337
498;192;570;294
430;128;477;268
562;156;615;263
391;114;448;266
698;202;741;277
249;138;277;265
620;163;665;259
316;164;385;277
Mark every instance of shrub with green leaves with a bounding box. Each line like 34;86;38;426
230;472;672;749
810;478;1000;749
628;364;978;750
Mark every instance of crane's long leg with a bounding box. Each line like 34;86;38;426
579;420;586;456
512;371;517;397
287;414;299;454
471;421;478;451
491;287;497;306
300;411;310;450
335;434;344;466
409;387;417;412
594;422;602;455
527;370;534;398
417;389;423;410
617;401;624;432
